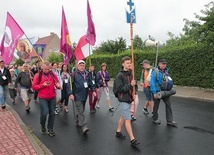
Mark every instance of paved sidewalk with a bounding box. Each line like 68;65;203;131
0;81;213;155
0;105;52;155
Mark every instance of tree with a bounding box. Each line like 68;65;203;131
133;35;144;50
93;37;127;54
48;52;63;63
14;59;24;66
166;2;214;46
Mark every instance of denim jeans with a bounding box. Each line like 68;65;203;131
39;98;56;130
0;85;7;107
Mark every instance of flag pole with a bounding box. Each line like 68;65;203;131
89;44;91;66
23;34;44;62
130;18;136;118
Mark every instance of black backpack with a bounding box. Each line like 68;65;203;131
113;72;123;98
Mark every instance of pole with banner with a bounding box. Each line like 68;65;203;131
126;0;137;118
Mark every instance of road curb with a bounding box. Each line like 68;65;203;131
7;104;53;155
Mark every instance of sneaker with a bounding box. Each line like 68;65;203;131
115;132;126;140
131;115;136;121
131;139;140;147
153;119;161;124
47;130;56;137
167;121;178;127
90;109;96;114
142;108;149;115
109;106;114;111
96;104;100;108
55;110;59;115
82;127;89;134
40;126;46;133
25;106;30;113
2;105;6;109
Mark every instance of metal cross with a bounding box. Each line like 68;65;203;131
127;0;134;11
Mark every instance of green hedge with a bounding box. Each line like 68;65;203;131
86;45;214;89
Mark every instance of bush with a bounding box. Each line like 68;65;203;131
87;44;214;89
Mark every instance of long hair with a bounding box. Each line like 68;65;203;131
60;64;69;75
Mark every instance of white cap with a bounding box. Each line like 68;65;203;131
77;60;85;64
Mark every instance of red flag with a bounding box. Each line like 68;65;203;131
60;7;73;65
1;12;25;64
86;0;96;46
75;35;92;60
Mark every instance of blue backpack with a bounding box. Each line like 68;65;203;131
155;68;173;90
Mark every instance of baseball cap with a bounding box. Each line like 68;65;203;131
77;60;85;64
140;60;150;65
159;59;167;64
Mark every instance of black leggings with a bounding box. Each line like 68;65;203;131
60;89;69;106
9;89;17;99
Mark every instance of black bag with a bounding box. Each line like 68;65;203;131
113;72;123;98
27;88;34;94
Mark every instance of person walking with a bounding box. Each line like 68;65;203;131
150;59;177;127
8;69;17;104
32;61;61;136
69;60;96;134
0;59;11;109
51;62;62;115
140;60;154;115
96;63;114;111
88;64;99;114
60;64;70;113
31;60;42;102
114;56;140;147
15;63;34;113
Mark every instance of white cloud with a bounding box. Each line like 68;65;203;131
0;0;211;46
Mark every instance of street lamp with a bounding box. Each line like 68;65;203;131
145;38;165;67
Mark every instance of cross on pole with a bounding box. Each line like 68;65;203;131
127;0;134;11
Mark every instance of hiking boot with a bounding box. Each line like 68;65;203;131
131;139;140;147
142;108;149;115
25;106;30;113
82;127;89;134
115;132;126;140
167;121;178;127
131;115;136;121
40;126;46;133
153;119;161;124
47;130;56;137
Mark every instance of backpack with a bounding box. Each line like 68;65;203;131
113;72;123;98
154;68;173;90
143;67;155;85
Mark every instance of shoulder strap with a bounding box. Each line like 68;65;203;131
154;68;159;81
38;70;43;85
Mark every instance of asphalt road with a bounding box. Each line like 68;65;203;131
6;87;214;155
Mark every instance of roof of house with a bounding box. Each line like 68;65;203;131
36;32;56;44
31;32;57;57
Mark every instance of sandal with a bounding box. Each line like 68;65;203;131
64;107;69;113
